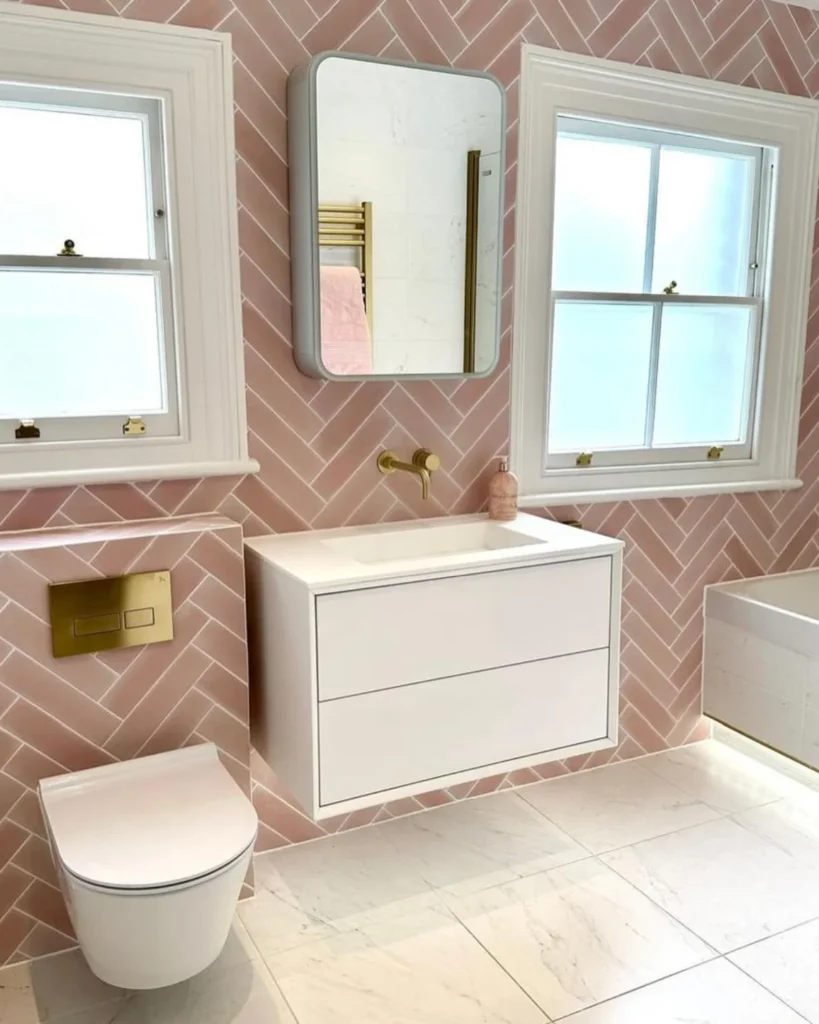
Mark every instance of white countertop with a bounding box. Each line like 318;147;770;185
244;512;624;589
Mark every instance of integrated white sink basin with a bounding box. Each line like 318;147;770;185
322;520;542;564
245;513;623;587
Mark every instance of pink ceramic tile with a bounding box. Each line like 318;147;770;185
16;880;73;939
301;0;382;53
12;835;59;889
4;652;119;747
0;822;27;870
104;646;212;762
100;602;209;718
136;689;213;759
0;909;34;965
195;662;250;723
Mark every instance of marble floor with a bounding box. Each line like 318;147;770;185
5;739;819;1023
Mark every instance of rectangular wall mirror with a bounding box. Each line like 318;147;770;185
288;53;506;380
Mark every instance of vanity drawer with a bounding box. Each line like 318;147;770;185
316;556;611;700
318;648;610;806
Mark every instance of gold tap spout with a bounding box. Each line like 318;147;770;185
377;448;441;500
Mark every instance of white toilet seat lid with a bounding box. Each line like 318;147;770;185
39;744;258;890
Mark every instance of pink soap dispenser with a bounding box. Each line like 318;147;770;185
488;457;518;521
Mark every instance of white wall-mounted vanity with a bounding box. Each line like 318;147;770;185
245;513;623;820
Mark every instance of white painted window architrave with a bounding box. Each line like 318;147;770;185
511;44;819;506
0;2;257;489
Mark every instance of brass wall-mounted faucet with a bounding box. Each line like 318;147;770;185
377;448;440;500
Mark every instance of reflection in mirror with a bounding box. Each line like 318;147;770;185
317;201;373;374
287;53;505;380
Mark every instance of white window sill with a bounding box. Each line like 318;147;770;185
518;477;803;507
0;459;260;491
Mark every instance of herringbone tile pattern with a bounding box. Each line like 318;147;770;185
6;0;819;932
0;517;252;966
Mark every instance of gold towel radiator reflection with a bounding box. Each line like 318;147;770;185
318;202;373;336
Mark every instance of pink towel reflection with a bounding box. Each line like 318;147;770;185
320;265;372;375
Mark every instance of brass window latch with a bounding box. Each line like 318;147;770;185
707;445;724;460
576;452;593;466
15;420;40;440
123;416;147;436
58;239;82;257
663;280;679;295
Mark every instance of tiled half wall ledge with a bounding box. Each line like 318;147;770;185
0;515;253;966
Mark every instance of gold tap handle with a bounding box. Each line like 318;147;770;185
412;449;440;472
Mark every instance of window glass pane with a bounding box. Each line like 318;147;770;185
0;270;165;418
0;103;153;258
548;301;654;452
652;147;756;297
552;131;652;292
652;304;754;446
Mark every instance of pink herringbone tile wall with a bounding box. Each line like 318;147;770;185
4;0;819;892
0;516;252;966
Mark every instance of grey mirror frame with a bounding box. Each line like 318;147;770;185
286;51;507;382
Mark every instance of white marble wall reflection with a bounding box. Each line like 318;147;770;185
316;58;502;375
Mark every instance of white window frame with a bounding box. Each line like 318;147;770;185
548;117;767;470
0;85;180;442
0;2;257;488
511;45;819;505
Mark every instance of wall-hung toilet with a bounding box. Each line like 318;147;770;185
39;743;258;990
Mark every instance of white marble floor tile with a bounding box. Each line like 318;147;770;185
246;823;441;945
518;760;720;853
640;740;805;814
50;959;296;1024
266;906;546;1024
202;921;262;969
238;856;336;957
0;950;123;1024
0;963;45;1024
374;791;588;896
729;918;819;1022
1;924;291;1024
602;816;819;952
733;789;819;866
562;958;805;1023
445;858;712;1020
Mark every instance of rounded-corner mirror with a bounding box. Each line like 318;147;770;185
287;51;506;381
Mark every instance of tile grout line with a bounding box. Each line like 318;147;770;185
594;802;819;981
551;957;723;1022
725;908;819;958
727;954;815;1024
439;904;557;1022
239;924;305;1024
548;951;804;1023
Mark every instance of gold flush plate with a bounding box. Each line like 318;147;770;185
49;570;173;658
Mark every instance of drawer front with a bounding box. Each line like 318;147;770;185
316;556;612;700
318;648;610;806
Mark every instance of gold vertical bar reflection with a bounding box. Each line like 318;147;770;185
362;200;374;338
463;150;481;374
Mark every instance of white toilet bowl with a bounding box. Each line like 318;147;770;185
39;743;258;990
